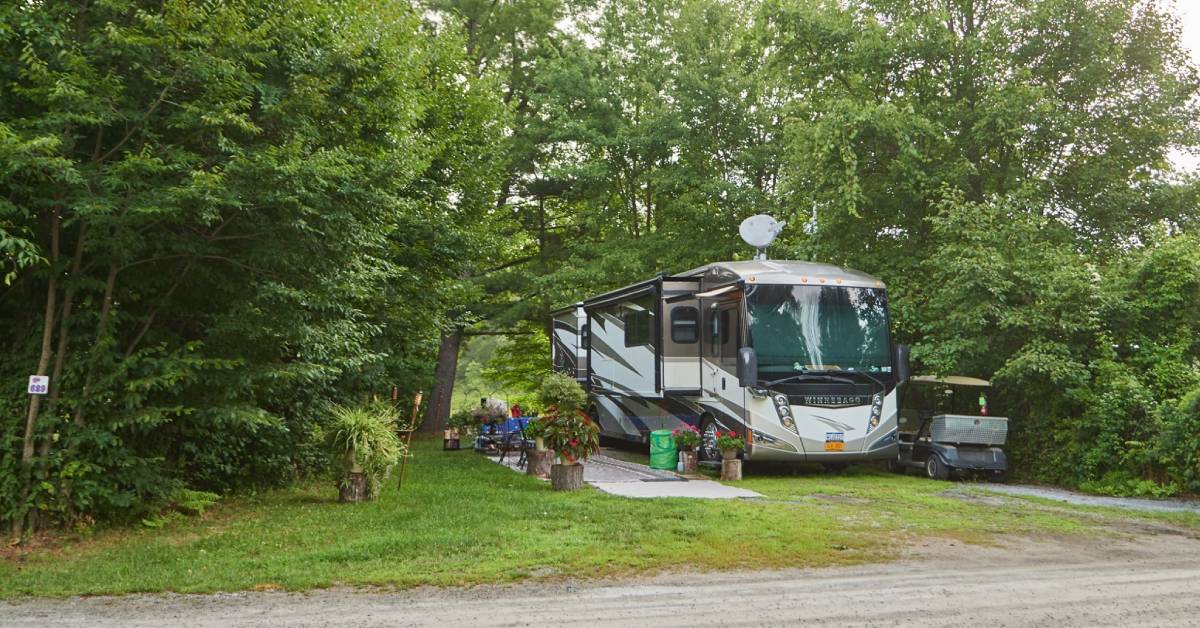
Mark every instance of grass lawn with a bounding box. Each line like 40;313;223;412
0;438;1190;598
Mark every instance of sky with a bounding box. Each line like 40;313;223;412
1169;0;1200;173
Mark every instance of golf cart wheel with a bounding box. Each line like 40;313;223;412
925;456;950;481
886;458;906;475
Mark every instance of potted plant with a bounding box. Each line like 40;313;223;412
672;424;701;474
523;415;553;478
715;430;746;481
537;372;597;490
326;403;405;502
446;409;474;450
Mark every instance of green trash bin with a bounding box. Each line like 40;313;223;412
649;429;677;470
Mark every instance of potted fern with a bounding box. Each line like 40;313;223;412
537;372;599;490
326;403;405;502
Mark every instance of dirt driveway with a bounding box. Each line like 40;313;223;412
6;527;1199;627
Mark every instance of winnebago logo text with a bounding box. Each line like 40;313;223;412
799;395;871;407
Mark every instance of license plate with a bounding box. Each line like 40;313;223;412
825;432;845;451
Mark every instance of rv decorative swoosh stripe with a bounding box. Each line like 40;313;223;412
812;415;854;432
589;336;643;376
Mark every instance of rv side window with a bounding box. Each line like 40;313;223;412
671;307;699;343
624;310;652;347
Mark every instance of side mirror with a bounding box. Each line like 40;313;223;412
737;347;758;388
894;344;911;383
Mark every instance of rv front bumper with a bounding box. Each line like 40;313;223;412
933;444;1007;471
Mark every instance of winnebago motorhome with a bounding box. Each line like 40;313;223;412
551;218;911;465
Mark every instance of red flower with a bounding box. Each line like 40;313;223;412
570;438;579;446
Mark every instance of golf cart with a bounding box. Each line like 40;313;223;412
891;376;1008;482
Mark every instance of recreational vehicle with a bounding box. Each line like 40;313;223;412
551;253;911;465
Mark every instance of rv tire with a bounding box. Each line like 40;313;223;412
698;414;721;463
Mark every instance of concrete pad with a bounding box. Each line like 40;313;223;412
589;480;762;499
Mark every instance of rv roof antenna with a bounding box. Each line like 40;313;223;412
739;215;786;261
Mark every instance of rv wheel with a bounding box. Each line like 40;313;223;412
925;456;950;481
886;459;906;475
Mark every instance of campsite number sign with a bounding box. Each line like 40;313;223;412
27;375;49;395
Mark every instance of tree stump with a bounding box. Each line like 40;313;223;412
679;450;698;474
551;463;585;490
339;472;369;502
720;459;742;482
527;449;553;478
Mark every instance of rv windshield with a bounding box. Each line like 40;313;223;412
746;284;892;376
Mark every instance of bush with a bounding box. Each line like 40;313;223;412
1160;388;1200;493
538;372;588;414
325;403;405;499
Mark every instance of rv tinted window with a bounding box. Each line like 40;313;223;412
671;307;699;343
624;310;652;347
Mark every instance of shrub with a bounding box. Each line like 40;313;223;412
325;403;405;498
1160;388;1200;493
538;372;588;414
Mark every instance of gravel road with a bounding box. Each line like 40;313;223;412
6;530;1199;627
980;484;1200;513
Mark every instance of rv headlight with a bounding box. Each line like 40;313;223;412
772;394;798;434
865;393;883;434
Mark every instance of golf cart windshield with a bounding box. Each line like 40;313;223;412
746;284;892;376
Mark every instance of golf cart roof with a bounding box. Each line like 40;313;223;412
910;375;991;387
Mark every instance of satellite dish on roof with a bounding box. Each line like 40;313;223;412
739;215;786;260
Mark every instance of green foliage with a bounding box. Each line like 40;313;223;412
523;416;550;443
1;0;504;530
1160;388;1200;493
325;404;405;498
140;488;221;529
540;410;600;463
537;372;588;415
447;409;477;431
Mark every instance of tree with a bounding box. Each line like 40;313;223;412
0;0;503;535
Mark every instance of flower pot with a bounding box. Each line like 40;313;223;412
550;463;585;491
527;448;553;478
721;449;738;461
679;450;698;474
720;459;742;482
339;472;369;502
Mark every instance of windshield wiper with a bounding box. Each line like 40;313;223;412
804;369;886;395
760;373;857;387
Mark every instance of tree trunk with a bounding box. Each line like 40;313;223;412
422;325;463;433
720;459;742;482
527;449;553;479
550;462;584;490
73;264;118;427
13;211;61;539
338;473;369;503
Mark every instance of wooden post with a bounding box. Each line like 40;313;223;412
720;459;742;481
550;463;584;490
398;391;422;489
